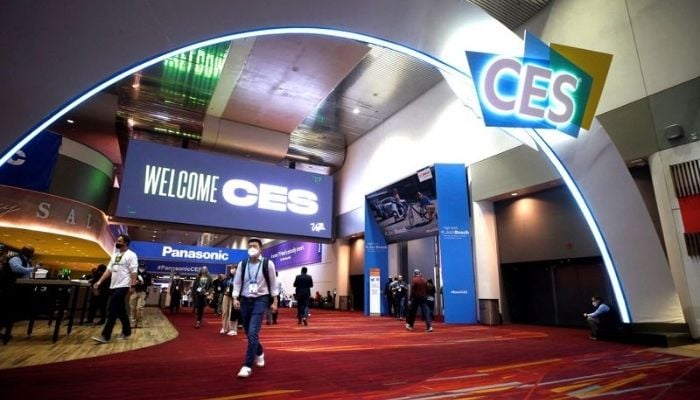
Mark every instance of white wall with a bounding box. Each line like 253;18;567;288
472;201;501;302
336;80;522;214
649;142;700;338
520;0;700;114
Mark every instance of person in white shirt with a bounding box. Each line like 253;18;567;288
232;238;279;378
91;234;138;343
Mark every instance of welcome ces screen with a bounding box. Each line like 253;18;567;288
115;140;334;239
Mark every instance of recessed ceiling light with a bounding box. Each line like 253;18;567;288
66;119;74;124
511;193;518;196
352;107;360;114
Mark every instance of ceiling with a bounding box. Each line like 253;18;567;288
0;227;109;273
32;2;552;269
50;34;446;250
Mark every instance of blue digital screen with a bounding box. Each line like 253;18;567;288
116;140;334;239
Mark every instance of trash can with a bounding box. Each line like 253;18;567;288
478;298;502;325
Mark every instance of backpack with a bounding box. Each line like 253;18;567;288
238;257;272;302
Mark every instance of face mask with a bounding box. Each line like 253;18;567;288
248;247;259;257
139;268;145;273
116;243;124;250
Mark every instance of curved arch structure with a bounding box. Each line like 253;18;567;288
0;0;684;324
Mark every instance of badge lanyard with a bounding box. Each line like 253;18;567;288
247;258;263;293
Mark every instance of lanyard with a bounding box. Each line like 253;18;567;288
247;258;263;282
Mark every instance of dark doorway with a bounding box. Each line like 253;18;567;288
501;257;614;327
349;274;365;312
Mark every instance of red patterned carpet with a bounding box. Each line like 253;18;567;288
0;307;698;399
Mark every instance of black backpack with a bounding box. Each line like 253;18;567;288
238;257;272;302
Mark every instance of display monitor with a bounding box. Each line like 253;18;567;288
116;140;334;239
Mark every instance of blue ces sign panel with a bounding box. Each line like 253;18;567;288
116;140;334;239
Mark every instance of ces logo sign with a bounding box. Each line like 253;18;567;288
466;32;612;137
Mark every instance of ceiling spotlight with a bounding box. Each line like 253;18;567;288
127;118;135;128
66;119;74;124
352;107;360;114
511;192;518;196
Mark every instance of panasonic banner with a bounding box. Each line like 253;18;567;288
116;140;333;239
130;241;247;276
435;164;476;324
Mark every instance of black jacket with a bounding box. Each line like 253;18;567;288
293;273;313;297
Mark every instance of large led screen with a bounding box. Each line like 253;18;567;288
116;140;334;239
366;167;439;243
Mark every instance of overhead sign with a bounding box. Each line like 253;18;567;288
0;130;62;191
466;32;612;137
130;241;247;265
262;241;322;271
140;260;228;276
116;141;334;239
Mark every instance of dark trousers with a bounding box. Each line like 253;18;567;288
296;294;310;321
266;295;279;324
587;316;600;337
0;288;15;342
407;296;432;328
169;293;181;313
101;287;131;340
394;295;406;318
87;292;108;323
194;294;207;322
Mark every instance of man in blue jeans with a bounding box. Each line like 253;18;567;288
232;238;279;378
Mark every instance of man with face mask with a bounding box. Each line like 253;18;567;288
232;238;278;378
129;263;152;328
91;234;138;343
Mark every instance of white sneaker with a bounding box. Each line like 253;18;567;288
255;353;265;367
91;335;109;344
219;328;226;335
237;366;252;378
227;330;237;336
405;323;413;331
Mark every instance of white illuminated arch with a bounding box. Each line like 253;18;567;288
0;27;631;323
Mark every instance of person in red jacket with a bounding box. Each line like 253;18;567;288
405;269;433;332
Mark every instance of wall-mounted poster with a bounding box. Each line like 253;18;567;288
365;166;439;243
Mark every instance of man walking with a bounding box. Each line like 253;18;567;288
293;267;314;325
233;238;278;379
129;263;152;328
405;269;433;332
92;234;138;343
